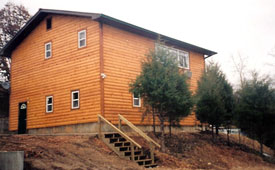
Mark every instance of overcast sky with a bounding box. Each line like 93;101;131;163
1;0;275;87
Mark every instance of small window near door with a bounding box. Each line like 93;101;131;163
72;90;79;109
78;30;86;48
46;96;53;113
133;93;141;107
20;103;27;109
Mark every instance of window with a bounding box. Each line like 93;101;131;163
46;18;52;30
156;44;190;69
45;42;52;59
46;96;53;113
72;90;79;109
133;93;141;107
78;30;86;48
178;51;189;68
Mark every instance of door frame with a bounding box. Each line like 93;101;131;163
18;102;27;134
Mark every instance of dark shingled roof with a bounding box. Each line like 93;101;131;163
0;9;217;58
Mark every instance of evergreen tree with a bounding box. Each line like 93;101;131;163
195;62;234;139
235;73;275;155
130;46;193;151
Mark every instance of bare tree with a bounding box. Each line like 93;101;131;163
230;53;248;89
0;2;30;48
266;45;275;68
230;53;249;145
0;2;30;82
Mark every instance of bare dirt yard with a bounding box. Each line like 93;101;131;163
0;132;274;170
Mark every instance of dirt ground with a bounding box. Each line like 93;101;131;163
152;132;275;170
0;132;274;170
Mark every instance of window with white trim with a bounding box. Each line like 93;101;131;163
45;42;52;59
133;93;141;107
78;30;86;48
156;44;190;69
46;96;53;113
72;90;79;109
178;51;189;68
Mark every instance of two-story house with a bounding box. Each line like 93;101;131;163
0;9;216;134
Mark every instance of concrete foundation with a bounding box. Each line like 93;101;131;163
27;122;199;134
28;122;100;134
0;118;9;134
0;151;24;170
135;125;199;133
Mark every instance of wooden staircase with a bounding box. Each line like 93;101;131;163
98;114;160;168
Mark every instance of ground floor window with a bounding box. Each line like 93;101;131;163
72;90;79;109
133;93;141;107
46;96;53;113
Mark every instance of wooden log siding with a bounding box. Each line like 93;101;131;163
103;24;154;124
102;24;205;126
9;15;205;131
9;15;101;130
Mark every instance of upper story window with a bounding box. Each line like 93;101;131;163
78;30;86;48
156;44;190;69
178;51;189;68
46;17;52;30
46;96;53;113
133;93;141;107
45;42;52;59
72;90;80;109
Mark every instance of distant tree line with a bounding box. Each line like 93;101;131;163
195;62;275;156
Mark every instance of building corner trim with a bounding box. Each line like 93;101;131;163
99;22;105;116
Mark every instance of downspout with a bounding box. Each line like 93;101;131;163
99;21;105;116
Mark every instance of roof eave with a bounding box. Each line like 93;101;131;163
0;9;101;58
95;14;217;57
0;9;217;58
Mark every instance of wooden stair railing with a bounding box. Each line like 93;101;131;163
98;114;142;162
97;114;159;168
98;114;141;148
118;114;161;164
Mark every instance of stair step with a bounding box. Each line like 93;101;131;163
114;133;121;137
118;146;139;151
124;150;142;156
104;134;113;138
109;137;126;143
116;144;138;150
104;133;121;138
144;164;157;168
119;146;130;151
114;141;130;147
136;159;152;166
129;155;147;161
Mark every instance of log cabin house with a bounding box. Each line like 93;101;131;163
0;9;216;134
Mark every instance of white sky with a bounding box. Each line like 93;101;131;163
1;0;275;87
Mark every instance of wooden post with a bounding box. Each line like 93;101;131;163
98;116;102;139
150;142;155;164
130;142;135;161
118;117;121;130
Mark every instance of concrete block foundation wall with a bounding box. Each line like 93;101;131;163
26;122;199;134
0;117;9;134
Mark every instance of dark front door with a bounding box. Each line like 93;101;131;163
18;102;27;134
